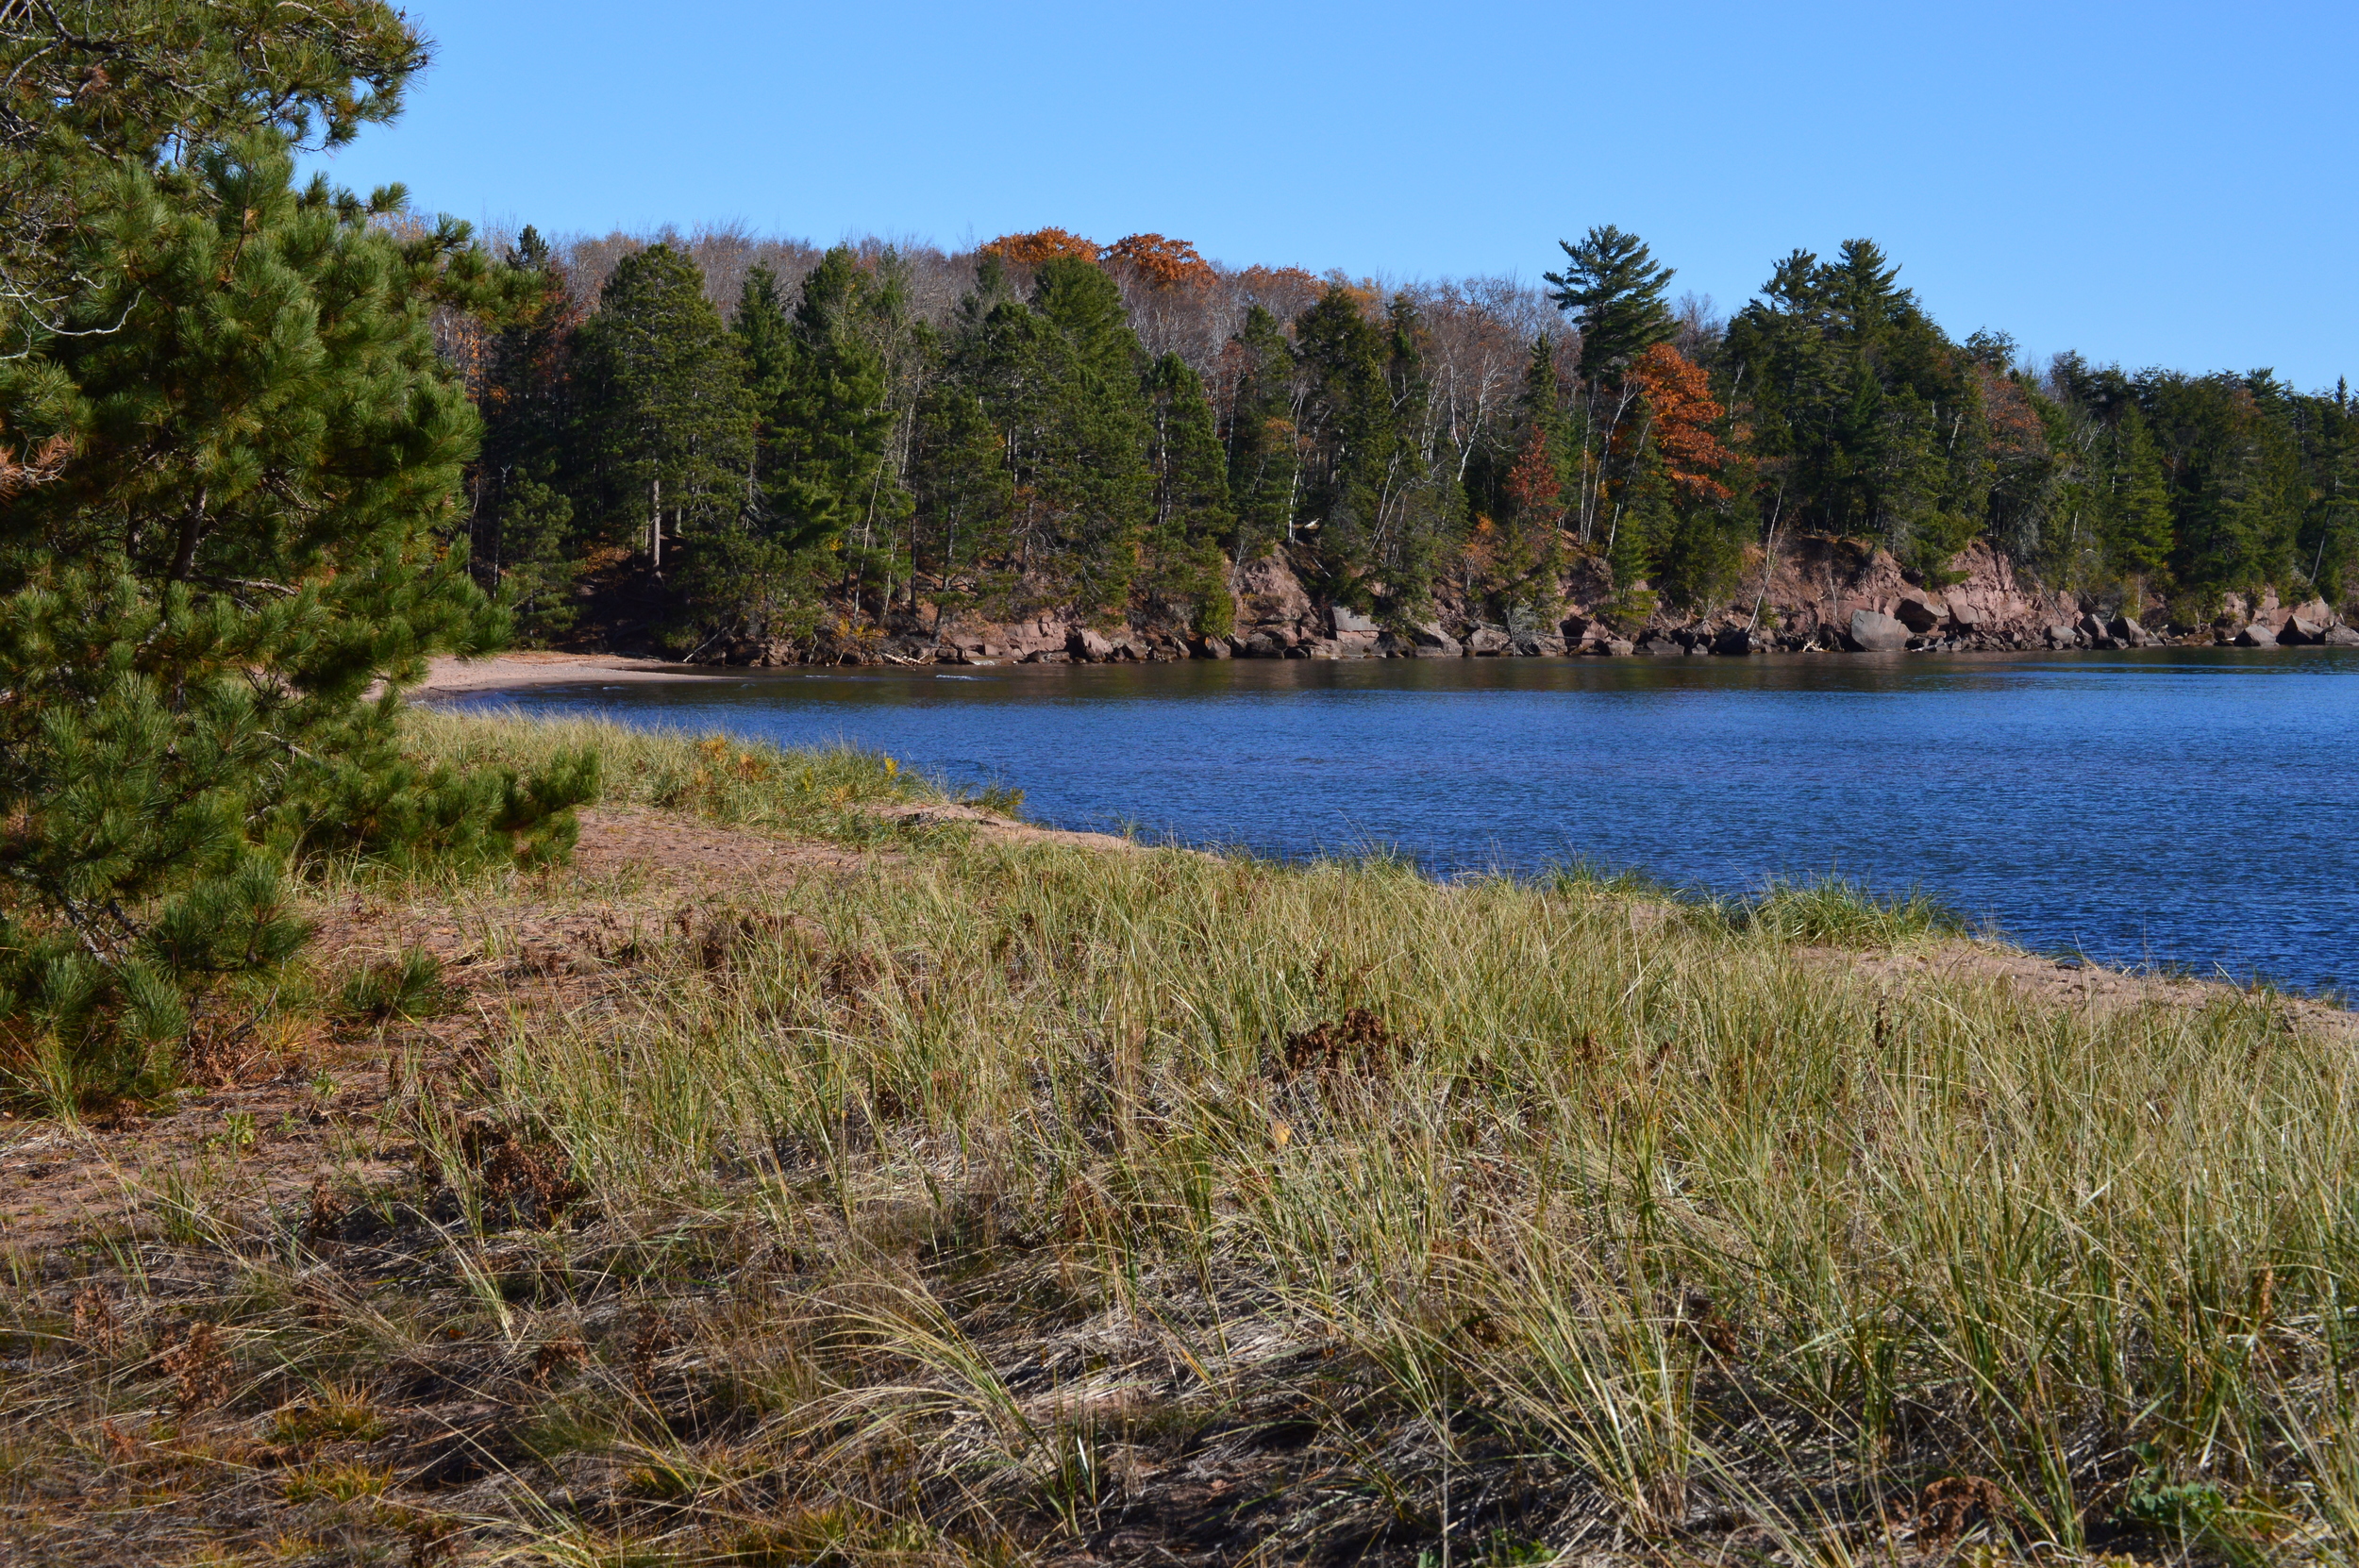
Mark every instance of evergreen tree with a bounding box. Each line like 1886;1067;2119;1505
1546;225;1677;385
734;263;797;437
0;140;593;1100
2100;405;2175;579
473;225;582;641
761;247;906;563
948;257;1153;615
1293;286;1399;588
1291;288;1458;613
0;3;427;329
1142;354;1233;633
911;375;1017;615
570;243;752;571
1225;305;1299;554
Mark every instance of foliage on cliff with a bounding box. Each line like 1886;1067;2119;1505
460;219;2358;650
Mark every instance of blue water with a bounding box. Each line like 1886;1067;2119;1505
442;648;2359;995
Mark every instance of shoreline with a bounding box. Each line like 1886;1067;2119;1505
410;642;2355;700
411;650;728;695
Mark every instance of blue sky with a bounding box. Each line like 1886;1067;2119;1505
314;0;2356;388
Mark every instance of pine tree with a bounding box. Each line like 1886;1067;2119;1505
0;140;594;1101
1143;354;1233;634
1823;238;1909;345
1546;225;1677;386
1290;287;1458;612
1225;305;1299;553
570;244;752;571
473;225;582;641
765;247;911;579
735;263;797;435
1294;287;1396;556
912;375;1017;615
948;257;1153;616
0;4;427;331
2100;405;2175;579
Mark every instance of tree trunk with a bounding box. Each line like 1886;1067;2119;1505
650;476;662;569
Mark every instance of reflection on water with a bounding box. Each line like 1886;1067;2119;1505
441;648;2359;995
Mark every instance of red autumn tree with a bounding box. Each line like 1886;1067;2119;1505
1503;425;1563;522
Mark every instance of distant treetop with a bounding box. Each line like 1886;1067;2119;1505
979;227;1100;266
1106;234;1214;289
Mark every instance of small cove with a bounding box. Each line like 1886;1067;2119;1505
441;647;2359;996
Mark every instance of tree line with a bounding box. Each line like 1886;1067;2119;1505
462;224;2359;653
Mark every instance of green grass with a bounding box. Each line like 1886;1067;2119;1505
399;704;958;844
1734;873;1966;943
5;710;2352;1565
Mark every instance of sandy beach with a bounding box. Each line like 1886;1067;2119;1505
410;650;728;697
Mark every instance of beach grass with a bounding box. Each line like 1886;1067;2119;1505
0;711;2348;1565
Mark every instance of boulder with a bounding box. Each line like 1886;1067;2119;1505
2044;624;2081;649
1638;631;1684;657
1847;609;1911;652
2079;611;2111;643
1512;633;1568;657
2108;614;2150;646
1066;627;1115;662
1713;626;1762;656
1464;625;1514;656
1559;613;1593;643
2323;625;2359;646
1300;638;1341;659
1242;631;1285;658
2282;615;2326;645
1020;648;1069;663
1598;638;1636;657
1945;596;1983;629
1330;604;1381;637
1235;552;1313;627
1893;597;1942;634
2235;623;2279;647
1407;624;1463;658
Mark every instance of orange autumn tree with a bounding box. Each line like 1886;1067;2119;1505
1104;233;1214;289
1625;342;1732;504
1607;342;1748;613
979;227;1099;267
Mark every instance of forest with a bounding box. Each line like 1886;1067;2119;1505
454;220;2359;655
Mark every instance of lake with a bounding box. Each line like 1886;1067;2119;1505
440;648;2359;996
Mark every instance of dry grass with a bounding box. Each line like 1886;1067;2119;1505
0;713;2351;1566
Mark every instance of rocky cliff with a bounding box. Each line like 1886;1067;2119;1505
713;541;2359;666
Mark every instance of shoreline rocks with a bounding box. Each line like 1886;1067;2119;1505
692;541;2359;668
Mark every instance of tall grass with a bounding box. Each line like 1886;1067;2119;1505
450;833;2357;1560
8;713;2351;1564
400;706;951;842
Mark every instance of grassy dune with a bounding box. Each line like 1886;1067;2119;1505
2;714;2351;1566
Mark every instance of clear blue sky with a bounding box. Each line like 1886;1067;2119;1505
314;0;2356;388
